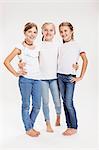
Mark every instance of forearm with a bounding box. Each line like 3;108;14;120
70;53;88;83
80;56;88;79
4;48;23;77
4;61;18;77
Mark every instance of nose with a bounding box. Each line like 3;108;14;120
47;31;50;34
31;32;36;37
61;33;65;37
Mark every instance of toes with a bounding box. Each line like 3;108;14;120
62;129;77;136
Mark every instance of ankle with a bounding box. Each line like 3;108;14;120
46;120;51;126
56;115;60;126
57;115;60;118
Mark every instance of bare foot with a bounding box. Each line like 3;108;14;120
62;128;77;136
70;128;77;135
46;121;54;132
33;129;40;135
26;129;39;137
62;128;71;136
55;115;60;126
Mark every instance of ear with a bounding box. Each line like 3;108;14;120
24;30;27;35
54;29;56;35
72;31;74;34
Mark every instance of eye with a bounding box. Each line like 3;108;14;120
28;30;32;33
60;31;63;34
44;29;48;32
34;31;37;34
64;30;67;32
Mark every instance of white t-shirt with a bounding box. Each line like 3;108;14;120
16;43;41;80
39;41;61;80
57;40;85;75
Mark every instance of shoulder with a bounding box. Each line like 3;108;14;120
15;42;24;51
74;41;86;54
35;41;43;51
33;41;41;52
70;40;79;47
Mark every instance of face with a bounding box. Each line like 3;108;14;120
59;25;73;42
24;27;38;42
42;24;55;41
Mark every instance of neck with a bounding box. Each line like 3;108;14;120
44;39;53;42
63;38;73;43
24;40;33;46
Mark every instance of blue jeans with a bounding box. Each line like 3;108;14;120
41;79;61;122
19;76;41;131
57;74;78;129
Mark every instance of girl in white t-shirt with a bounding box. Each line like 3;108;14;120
57;22;88;136
40;23;61;132
18;22;78;133
4;22;41;137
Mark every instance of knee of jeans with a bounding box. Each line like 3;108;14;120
42;100;49;106
33;107;40;113
54;99;61;107
22;103;30;110
65;101;74;110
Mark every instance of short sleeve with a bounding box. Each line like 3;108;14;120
15;43;24;61
35;45;40;53
76;42;86;55
15;43;23;52
38;42;43;53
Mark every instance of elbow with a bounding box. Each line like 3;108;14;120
4;59;9;67
83;56;88;66
86;58;88;66
4;59;6;66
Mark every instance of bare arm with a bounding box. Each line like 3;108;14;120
72;62;79;71
79;52;88;79
4;48;25;77
71;52;88;82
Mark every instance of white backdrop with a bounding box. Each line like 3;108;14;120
0;1;99;150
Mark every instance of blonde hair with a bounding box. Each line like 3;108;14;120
41;22;56;41
24;22;38;33
59;22;74;41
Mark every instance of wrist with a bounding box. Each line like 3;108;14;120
15;72;20;77
79;76;83;80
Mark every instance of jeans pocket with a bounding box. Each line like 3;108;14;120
67;74;76;82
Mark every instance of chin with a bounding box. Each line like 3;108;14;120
30;39;34;42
